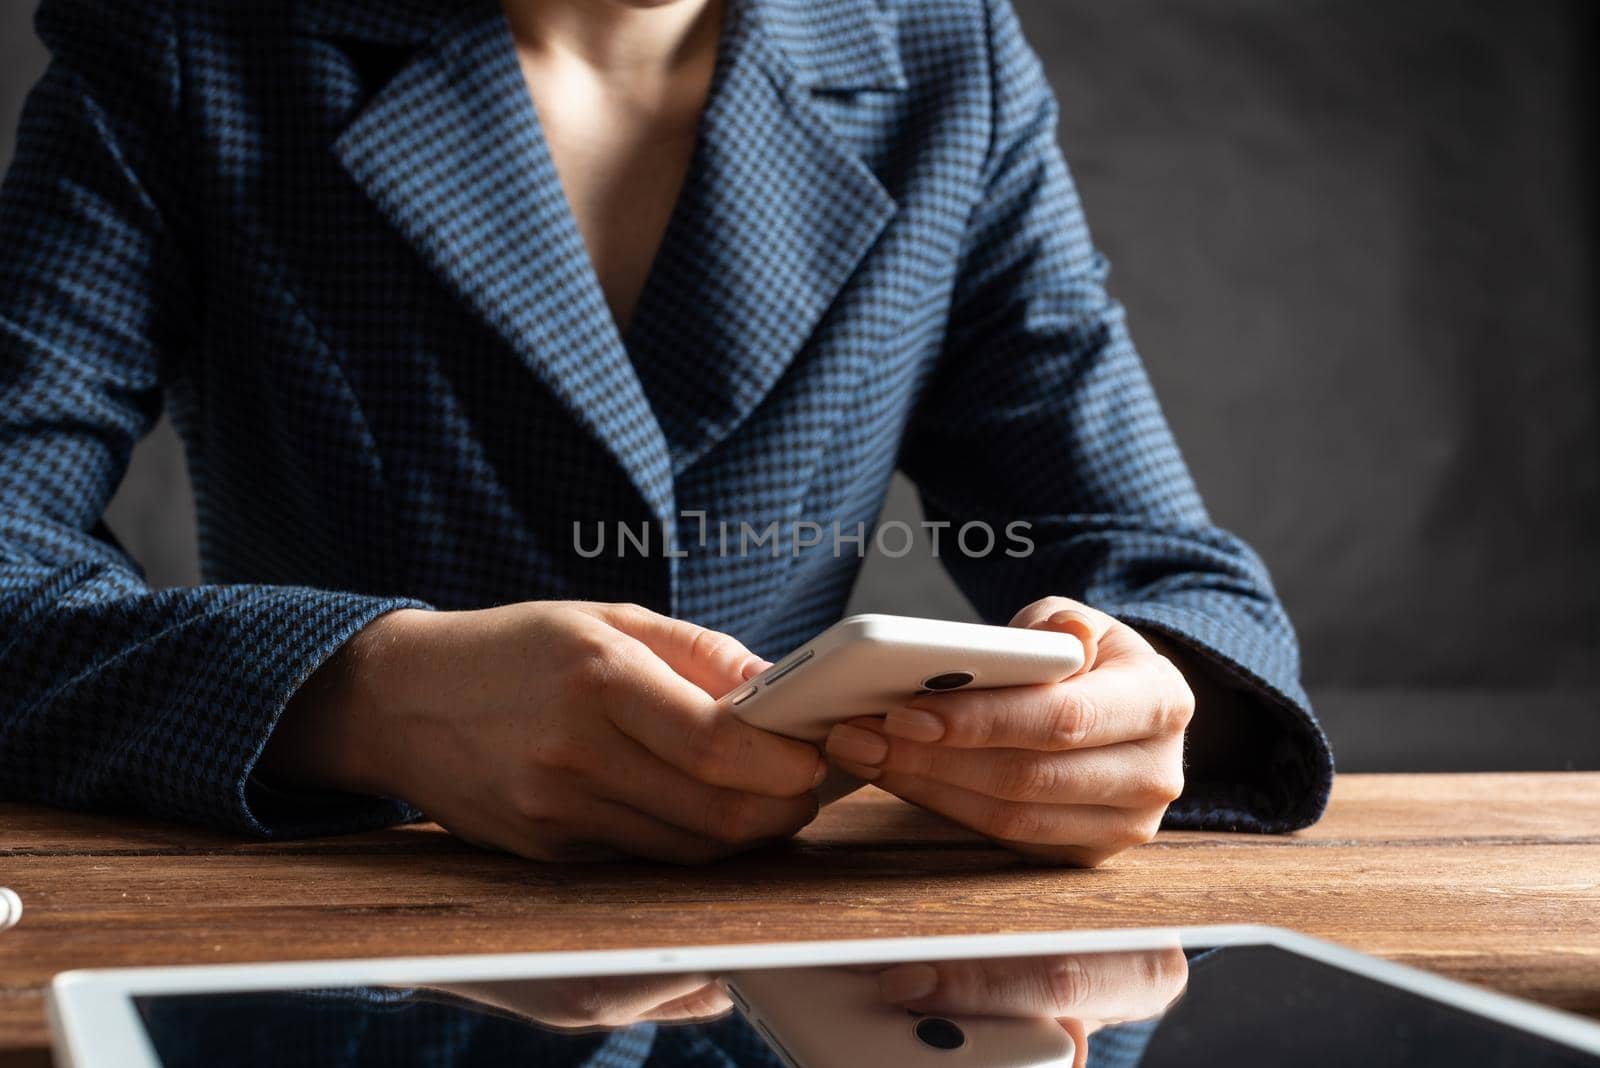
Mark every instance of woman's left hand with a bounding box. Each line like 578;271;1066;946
824;597;1194;866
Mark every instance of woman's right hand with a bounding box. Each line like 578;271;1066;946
260;601;828;863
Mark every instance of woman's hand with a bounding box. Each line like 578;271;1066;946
260;601;827;864
824;597;1194;866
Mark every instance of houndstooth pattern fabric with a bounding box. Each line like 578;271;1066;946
137;987;783;1066
0;0;1332;837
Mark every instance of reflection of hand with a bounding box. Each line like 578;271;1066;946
869;949;1189;1068
429;972;731;1031
263;601;826;864
825;597;1192;866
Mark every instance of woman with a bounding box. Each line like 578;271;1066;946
0;0;1332;863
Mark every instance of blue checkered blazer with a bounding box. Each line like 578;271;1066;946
0;0;1332;839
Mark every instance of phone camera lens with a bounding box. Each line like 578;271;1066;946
921;671;974;691
913;1016;966;1051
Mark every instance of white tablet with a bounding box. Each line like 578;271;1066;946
48;925;1600;1066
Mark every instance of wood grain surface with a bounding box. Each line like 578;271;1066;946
3;772;1598;1062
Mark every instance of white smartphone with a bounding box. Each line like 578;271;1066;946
719;613;1086;744
721;965;1074;1068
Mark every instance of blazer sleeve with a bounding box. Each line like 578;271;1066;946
0;0;427;836
898;0;1333;832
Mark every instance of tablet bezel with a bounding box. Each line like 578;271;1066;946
47;924;1600;1067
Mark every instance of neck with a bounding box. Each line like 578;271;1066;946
503;0;722;78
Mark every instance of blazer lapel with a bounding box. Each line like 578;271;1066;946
321;1;676;523
623;0;903;473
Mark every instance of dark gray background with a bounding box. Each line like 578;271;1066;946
3;1;1595;771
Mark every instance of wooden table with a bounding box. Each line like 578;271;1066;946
3;772;1598;1064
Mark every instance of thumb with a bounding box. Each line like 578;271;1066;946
593;603;770;697
1010;597;1105;676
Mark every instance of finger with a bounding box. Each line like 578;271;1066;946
1028;612;1098;677
581;799;760;866
858;727;1184;809
877;949;1189;1022
602;637;827;798
862;768;1160;864
639;980;734;1022
440;807;623;863
487;786;766;866
1010;600;1180;680
883;659;1190;750
1008;598;1113;661
596;728;820;845
588;602;770;695
437;973;718;1029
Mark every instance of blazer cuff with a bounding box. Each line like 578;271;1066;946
1096;600;1334;834
233;591;432;838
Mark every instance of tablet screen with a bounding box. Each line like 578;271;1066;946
126;941;1596;1067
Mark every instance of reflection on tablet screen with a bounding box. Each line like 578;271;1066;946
130;943;1594;1067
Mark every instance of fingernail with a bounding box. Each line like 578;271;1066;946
878;963;938;1003
742;658;773;681
1046;610;1095;639
826;724;888;766
884;707;945;742
811;758;829;788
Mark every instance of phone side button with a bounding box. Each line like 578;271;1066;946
764;649;814;685
722;980;751;1014
756;1020;803;1068
729;684;758;706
